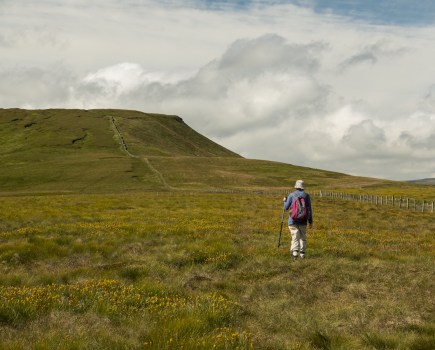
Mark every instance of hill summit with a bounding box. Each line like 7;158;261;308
0;108;239;158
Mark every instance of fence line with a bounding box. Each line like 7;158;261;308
310;190;434;213
171;188;434;213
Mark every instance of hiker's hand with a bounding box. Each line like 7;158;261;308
283;197;286;202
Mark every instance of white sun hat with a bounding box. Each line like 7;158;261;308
294;180;305;189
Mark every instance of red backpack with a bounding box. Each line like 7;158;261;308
290;192;307;222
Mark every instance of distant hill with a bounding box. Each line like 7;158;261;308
0;108;393;194
408;178;435;185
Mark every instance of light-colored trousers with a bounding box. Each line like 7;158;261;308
288;224;307;254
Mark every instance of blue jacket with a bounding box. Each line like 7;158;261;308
284;190;313;226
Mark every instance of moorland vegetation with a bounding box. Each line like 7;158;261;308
0;109;434;349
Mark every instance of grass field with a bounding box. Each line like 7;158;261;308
1;191;433;349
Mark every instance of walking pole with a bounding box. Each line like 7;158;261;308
278;201;286;248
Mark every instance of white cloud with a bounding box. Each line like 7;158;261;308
1;1;435;180
81;63;187;95
0;64;74;108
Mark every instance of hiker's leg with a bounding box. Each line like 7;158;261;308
289;225;300;256
299;225;307;257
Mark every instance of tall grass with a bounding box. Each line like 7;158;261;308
0;192;434;349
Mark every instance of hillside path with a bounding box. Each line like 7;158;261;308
109;116;172;190
109;116;138;158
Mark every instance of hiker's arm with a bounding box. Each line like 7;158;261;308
284;195;292;211
307;194;313;227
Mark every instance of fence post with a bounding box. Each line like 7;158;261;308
406;197;409;209
422;200;425;213
399;196;402;209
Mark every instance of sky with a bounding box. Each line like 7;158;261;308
1;0;435;181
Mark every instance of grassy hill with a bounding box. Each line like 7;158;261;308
409;178;435;185
0;108;239;193
0;108;399;194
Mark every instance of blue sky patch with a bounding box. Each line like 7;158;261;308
199;0;435;26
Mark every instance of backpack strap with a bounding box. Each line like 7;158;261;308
293;191;307;199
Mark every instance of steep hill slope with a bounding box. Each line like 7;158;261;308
0;108;393;194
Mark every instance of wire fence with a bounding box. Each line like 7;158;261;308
158;188;434;214
311;190;434;213
198;188;434;214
